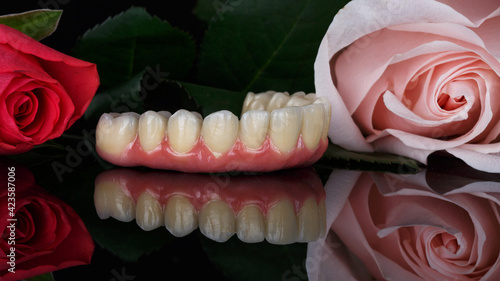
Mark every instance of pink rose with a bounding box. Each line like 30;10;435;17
315;0;500;172
307;169;500;281
0;161;95;280
0;24;99;154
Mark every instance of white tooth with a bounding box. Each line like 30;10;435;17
297;198;320;242
304;93;317;101
286;93;313;107
158;111;172;120
318;200;327;238
201;110;239;155
242;91;274;113
236;205;265;243
164;195;198;237
267;92;290;112
239;110;269;149
122;112;140;118
191;111;203;121
242;92;255;114
292;91;306;97
199;200;235;242
314;98;331;139
269;107;303;153
139;111;167;152
136;192;164;231
94;180;135;222
301;104;325;150
265;200;298;245
96;113;138;156
167;110;202;153
94;181;113;219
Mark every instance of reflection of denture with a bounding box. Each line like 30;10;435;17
94;168;326;244
95;91;331;172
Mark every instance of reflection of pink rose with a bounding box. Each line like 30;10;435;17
307;170;500;281
0;163;94;281
315;0;500;172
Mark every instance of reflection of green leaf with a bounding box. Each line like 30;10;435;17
89;219;175;262
179;82;246;116
25;273;55;281
73;7;195;87
0;9;62;40
196;0;350;93
201;235;307;281
320;143;421;173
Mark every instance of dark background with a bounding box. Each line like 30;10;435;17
3;0;205;54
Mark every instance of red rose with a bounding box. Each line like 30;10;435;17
0;162;95;280
0;24;99;154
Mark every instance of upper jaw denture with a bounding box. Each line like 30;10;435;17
95;91;331;172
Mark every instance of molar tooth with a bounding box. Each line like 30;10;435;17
242;91;274;113
167;110;202;153
139;111;168;152
199;200;235;242
239;110;269;149
269;107;303;153
158;111;172;120
136;192;164;231
96;113;138;156
94;180;135;222
164;195;198;237
302;104;326;150
314;97;331;139
236;205;265;243
297;198;320;242
265;200;298;245
304;93;317;101
201;110;239;155
286;92;313;107
267;92;290;112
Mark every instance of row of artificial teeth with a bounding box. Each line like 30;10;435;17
94;184;326;244
241;91;319;114
96;91;331;156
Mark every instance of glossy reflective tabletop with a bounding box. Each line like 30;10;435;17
4;151;500;281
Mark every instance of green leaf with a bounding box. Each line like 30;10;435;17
193;0;215;22
84;71;145;121
320;143;421;173
196;0;350;93
25;272;55;281
201;235;307;281
179;82;246;116
0;9;62;40
73;7;195;87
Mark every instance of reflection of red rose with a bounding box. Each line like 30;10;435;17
0;24;99;154
308;170;500;281
0;163;94;280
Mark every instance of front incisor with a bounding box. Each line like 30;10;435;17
269;107;303;153
201;110;239;155
136;192;164;231
164;195;198;237
301;104;325;150
167;110;202;153
239;110;270;149
138;111;168;152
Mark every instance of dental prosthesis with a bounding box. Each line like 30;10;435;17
94;168;326;244
96;91;331;172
